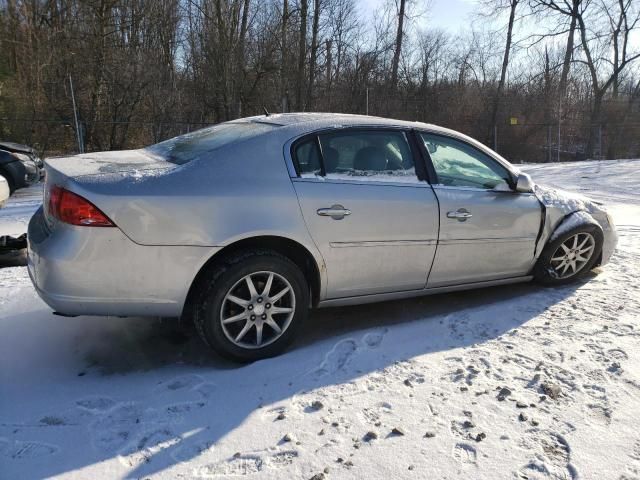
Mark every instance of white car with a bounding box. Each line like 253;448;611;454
0;175;9;208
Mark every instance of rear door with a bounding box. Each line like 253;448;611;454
418;132;542;287
290;128;439;299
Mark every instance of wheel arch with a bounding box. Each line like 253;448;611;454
548;210;602;243
532;212;604;283
182;235;323;321
551;211;604;267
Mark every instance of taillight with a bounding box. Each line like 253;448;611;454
48;186;115;227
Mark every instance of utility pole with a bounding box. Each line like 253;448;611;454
69;75;83;153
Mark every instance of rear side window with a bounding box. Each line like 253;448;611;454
294;138;322;176
294;129;420;183
146;121;277;165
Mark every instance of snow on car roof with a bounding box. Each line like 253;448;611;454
246;112;434;129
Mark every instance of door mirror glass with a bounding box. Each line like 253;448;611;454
515;172;535;193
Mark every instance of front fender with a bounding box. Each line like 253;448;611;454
533;184;611;260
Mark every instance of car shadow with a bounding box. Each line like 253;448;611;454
3;278;588;479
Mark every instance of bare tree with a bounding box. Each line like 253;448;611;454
296;0;308;109
536;0;640;156
486;0;520;145
390;0;407;89
306;0;321;108
1;0;639;161
280;0;289;111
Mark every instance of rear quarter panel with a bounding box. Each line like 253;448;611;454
71;134;306;243
62;132;325;274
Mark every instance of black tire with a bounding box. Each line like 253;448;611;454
0;170;15;195
193;250;309;362
533;223;604;286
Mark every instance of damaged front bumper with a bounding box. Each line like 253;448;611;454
533;185;618;266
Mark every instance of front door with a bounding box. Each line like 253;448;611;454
291;128;440;299
418;132;543;287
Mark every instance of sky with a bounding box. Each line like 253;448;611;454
359;0;475;35
357;0;640;50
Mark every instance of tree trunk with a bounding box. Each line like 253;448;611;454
559;0;578;100
489;0;518;145
306;0;321;109
296;0;308;110
587;92;603;159
214;0;231;120
390;0;406;89
86;0;113;151
280;0;289;112
544;46;553;162
235;0;250;117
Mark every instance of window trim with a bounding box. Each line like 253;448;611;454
287;126;430;185
416;130;517;191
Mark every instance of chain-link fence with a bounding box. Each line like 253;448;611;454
2;113;639;163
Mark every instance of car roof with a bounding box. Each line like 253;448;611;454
242;112;471;139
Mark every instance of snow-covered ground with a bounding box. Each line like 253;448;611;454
1;160;639;480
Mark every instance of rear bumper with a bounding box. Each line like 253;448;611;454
28;207;220;317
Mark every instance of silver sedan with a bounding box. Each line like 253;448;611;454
28;113;617;361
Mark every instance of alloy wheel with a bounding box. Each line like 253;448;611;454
549;232;596;279
220;271;296;349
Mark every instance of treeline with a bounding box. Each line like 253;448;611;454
0;0;639;162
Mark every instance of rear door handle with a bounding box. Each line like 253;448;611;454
317;204;351;220
447;209;472;221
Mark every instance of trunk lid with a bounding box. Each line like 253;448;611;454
45;149;174;178
42;149;179;235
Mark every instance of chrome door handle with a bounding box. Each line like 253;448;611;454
317;204;351;220
447;209;472;221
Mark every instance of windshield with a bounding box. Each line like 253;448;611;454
145;121;277;165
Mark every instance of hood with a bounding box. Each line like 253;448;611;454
0;141;35;155
534;183;606;216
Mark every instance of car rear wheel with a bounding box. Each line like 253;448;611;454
193;250;309;362
533;224;603;285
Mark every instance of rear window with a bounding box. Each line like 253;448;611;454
146;121;277;165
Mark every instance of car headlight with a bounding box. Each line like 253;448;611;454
605;212;615;229
14;152;33;164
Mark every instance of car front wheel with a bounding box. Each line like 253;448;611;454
533;224;603;285
193;250;309;362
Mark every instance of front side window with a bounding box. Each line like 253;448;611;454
294;130;420;183
420;133;512;190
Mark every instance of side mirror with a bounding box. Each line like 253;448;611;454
515;172;534;193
